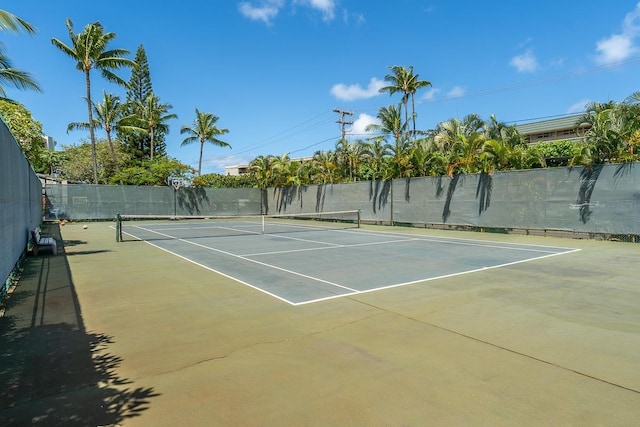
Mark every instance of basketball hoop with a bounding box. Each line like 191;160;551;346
167;176;182;191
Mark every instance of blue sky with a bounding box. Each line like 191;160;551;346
5;1;640;174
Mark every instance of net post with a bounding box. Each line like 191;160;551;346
115;213;121;242
357;209;361;228
261;214;265;234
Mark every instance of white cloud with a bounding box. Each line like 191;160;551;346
347;113;379;137
567;99;590;114
240;0;344;24
509;49;539;73
421;87;440;101
330;77;385;101
294;0;336;21
238;0;284;25
595;34;637;64
595;2;640;64
623;1;640;36
446;86;465;98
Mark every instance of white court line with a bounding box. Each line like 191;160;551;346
121;224;581;305
242;237;422;257
292;248;582;306
130;227;359;295
335;227;580;253
134;240;295;305
243;227;574;257
129;223;261;236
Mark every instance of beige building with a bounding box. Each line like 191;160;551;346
515;114;589;144
224;164;250;176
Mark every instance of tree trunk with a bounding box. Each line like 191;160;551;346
85;70;98;184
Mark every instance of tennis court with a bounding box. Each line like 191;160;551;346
118;213;579;305
3;221;640;426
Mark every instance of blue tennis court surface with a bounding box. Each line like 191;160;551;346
121;223;579;305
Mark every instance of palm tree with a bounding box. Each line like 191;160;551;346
51;19;135;184
434;114;487;176
366;105;413;178
137;93;177;160
365;104;406;142
335;139;365;181
406;68;431;137
250;154;276;189
387;135;414;178
380;66;412;131
0;9;40;97
484;114;524;148
180;108;230;176
360;138;391;181
379;65;431;138
270;153;294;188
67;91;143;171
311;150;337;184
0;9;35;33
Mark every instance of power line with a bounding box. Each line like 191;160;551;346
290;136;342;155
231;110;335;155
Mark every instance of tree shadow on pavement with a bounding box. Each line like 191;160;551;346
0;224;159;426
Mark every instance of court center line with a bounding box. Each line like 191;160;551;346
241;237;422;257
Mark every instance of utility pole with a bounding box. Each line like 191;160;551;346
333;108;354;141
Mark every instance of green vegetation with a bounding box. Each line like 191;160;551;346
192;173;257;188
2;10;640;188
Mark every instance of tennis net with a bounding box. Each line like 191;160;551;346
115;210;360;242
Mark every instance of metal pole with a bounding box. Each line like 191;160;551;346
115;213;121;242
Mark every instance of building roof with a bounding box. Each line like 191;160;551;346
515;114;587;134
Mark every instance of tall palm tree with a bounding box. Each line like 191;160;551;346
51;19;135;183
180;108;230;176
366;104;413;178
137;93;177;160
406;68;431;137
67;91;143;170
0;9;40;97
379;65;431;138
380;66;412;131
